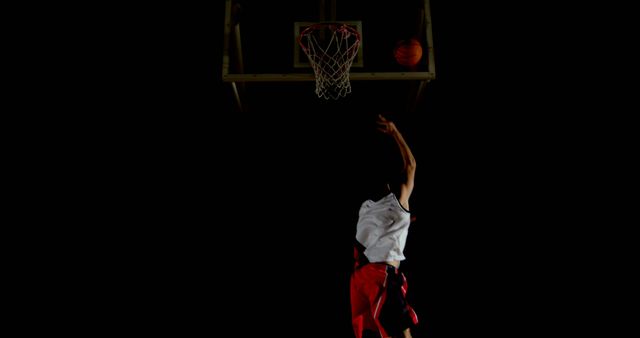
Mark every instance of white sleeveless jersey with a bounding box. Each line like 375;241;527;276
355;192;411;263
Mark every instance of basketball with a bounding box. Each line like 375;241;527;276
393;38;423;67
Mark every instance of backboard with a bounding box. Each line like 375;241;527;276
222;0;436;111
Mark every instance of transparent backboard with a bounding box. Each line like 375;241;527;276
222;0;435;111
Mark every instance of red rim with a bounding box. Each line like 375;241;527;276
298;22;360;41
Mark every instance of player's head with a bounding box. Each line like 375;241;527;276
361;113;403;200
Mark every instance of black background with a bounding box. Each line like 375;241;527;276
56;1;610;337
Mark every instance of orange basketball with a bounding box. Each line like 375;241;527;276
394;38;423;67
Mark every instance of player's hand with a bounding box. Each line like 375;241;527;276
376;114;396;135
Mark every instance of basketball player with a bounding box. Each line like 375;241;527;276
351;114;418;338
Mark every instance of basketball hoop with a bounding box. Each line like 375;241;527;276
298;23;361;100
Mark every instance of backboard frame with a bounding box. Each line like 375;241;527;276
221;0;436;111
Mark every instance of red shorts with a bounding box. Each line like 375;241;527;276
350;263;418;338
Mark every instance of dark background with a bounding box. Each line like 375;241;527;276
66;1;607;337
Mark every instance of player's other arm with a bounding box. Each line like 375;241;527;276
376;114;416;211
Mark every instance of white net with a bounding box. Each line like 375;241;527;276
298;23;361;100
